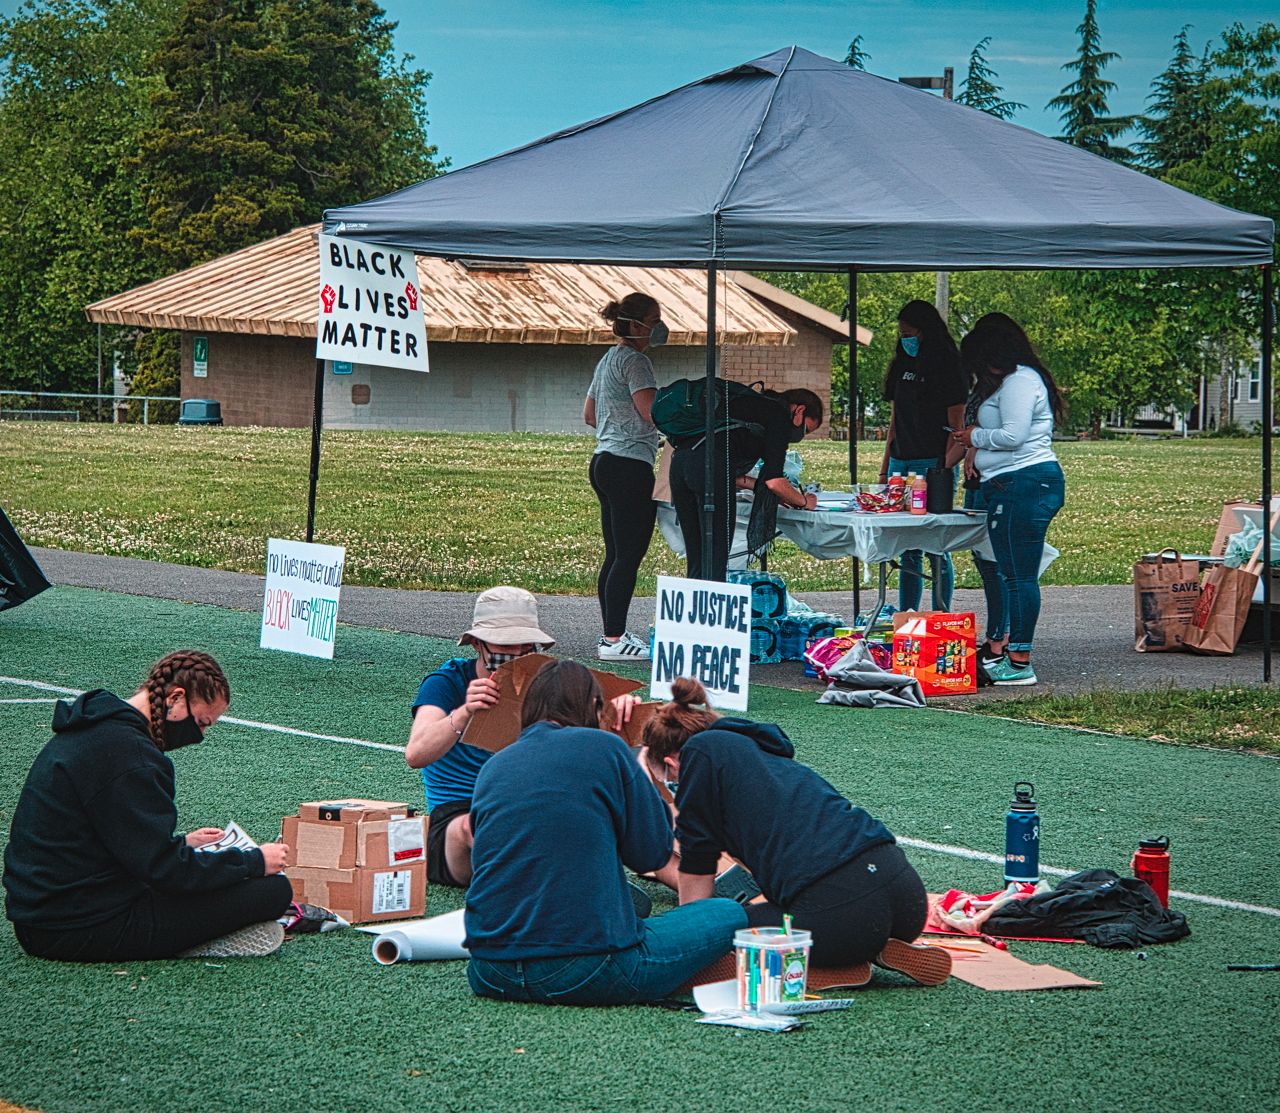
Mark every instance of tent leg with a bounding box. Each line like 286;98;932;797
849;265;860;621
1263;264;1273;683
702;263;718;581
307;359;325;544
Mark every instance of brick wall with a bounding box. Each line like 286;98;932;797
181;331;316;427
186;322;835;437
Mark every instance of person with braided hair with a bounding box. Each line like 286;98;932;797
4;651;294;962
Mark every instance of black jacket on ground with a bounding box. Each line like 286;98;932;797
984;868;1191;948
3;691;264;930
673;719;894;906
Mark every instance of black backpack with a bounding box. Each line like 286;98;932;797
650;378;776;446
984;869;1191;948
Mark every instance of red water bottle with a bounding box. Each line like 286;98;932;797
1132;836;1171;907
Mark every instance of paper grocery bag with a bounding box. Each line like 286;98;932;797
1183;563;1257;656
1133;549;1202;652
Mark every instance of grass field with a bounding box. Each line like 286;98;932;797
1;587;1279;1112
0;423;1264;594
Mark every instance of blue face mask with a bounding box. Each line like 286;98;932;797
619;317;668;347
901;335;920;358
663;780;679;797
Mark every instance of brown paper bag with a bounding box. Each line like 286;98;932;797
1184;505;1278;655
1133;549;1203;652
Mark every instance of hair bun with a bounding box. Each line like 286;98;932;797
670;676;707;707
601;300;622;322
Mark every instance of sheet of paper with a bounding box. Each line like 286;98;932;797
693;978;854;1016
195;821;258;853
363;909;470;963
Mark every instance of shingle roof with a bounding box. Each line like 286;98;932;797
85;225;860;347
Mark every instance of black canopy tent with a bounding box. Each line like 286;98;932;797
321;47;1276;671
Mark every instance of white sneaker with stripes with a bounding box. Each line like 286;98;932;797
597;632;650;661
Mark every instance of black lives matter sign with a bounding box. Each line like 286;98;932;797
316;234;429;373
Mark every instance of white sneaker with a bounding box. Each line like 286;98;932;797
177;920;285;958
597;633;650;661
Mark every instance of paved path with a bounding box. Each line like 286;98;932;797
27;547;1271;696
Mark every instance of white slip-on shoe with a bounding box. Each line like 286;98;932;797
177;920;285;959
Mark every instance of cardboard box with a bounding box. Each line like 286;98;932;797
281;800;424;871
461;653;644;752
286;860;426;924
892;612;977;696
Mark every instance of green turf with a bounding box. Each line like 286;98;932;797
2;587;1279;1112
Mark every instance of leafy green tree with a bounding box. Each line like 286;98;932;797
956;38;1025;119
1135;26;1212;173
134;0;445;270
843;35;870;71
1048;0;1134;161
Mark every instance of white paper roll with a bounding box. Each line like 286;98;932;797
369;909;469;964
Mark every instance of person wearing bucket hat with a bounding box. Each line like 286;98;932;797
405;587;554;889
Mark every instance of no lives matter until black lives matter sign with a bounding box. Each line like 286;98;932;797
316;234;429;373
650;575;751;712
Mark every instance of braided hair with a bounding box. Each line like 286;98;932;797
140;650;230;751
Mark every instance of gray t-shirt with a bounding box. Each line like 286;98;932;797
587;345;659;464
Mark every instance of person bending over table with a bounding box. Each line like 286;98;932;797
3;651;293;962
639;678;950;985
464;661;746;1006
584;291;663;663
950;313;1066;688
669;386;822;581
880;299;968;613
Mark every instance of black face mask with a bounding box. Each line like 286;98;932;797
788;418;809;444
162;697;205;751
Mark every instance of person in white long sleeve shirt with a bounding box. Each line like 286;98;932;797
951;314;1066;687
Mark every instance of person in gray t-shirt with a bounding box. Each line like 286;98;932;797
584;292;665;662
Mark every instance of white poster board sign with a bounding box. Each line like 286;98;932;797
650;575;751;712
260;538;346;659
316;234;429;373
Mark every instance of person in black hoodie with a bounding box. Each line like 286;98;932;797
3;651;293;962
639;678;950;984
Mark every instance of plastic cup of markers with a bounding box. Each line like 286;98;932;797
735;927;812;1011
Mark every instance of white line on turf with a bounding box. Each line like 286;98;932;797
0;698;60;703
3;676;1277;917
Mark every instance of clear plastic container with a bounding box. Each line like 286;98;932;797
735;927;812;1010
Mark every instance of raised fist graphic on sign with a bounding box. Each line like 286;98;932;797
321;284;336;313
404;282;418;311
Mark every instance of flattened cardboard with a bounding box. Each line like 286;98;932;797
598;699;661;747
286;860;426;924
461;653;643;753
927;937;1100;991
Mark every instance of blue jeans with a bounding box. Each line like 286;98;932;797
889;456;954;612
965;485;1007;643
981;461;1065;654
467;898;747;1006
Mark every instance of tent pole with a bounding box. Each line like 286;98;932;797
1263;264;1273;683
848;265;860;620
702;263;718;580
306;359;325;544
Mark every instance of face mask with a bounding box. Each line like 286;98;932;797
163;696;204;751
901;335;920;358
788;415;809;443
482;646;529;669
618;317;668;347
664;780;679;797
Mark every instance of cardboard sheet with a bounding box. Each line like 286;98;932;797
461;653;644;752
931;938;1100;991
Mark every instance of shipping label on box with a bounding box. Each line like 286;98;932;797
282;802;419;870
286;860;425;924
892;612;977;696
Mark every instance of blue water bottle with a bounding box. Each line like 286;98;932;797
1004;782;1040;883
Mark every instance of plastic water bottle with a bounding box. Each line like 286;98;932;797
1004;783;1040;883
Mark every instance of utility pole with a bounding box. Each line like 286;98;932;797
899;68;954;322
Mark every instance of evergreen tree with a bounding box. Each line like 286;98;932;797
843;35;870;71
1047;0;1134;161
956;38;1025;119
134;0;445;270
1135;26;1212;172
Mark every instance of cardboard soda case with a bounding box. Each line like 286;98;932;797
891;612;977;696
281;800;426;923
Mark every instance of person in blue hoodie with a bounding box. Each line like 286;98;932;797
639;677;950;985
464;660;746;1006
3;651;294;962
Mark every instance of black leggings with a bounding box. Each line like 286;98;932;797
745;844;928;966
669;444;737;582
590;452;657;637
12;875;293;963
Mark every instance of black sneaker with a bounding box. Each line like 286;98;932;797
714;864;762;905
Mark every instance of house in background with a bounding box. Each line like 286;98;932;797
85;226;868;436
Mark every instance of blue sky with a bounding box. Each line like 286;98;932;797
380;0;1274;169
